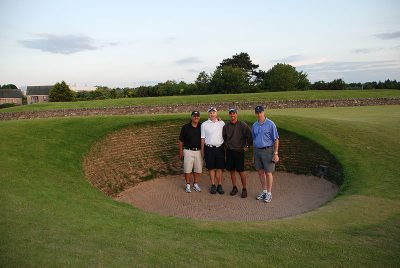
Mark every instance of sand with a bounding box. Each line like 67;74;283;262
116;171;338;221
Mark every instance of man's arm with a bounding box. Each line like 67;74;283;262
272;138;279;163
179;141;184;160
201;138;205;159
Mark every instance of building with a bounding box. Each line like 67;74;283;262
26;86;53;104
0;88;23;105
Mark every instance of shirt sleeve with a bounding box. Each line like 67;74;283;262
271;122;279;140
222;125;227;141
179;125;185;142
201;122;205;139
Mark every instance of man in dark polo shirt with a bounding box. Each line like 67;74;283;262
222;108;253;198
179;111;202;193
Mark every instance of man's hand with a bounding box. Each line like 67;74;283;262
272;153;279;163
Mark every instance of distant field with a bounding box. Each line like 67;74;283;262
1;89;399;113
1;105;399;267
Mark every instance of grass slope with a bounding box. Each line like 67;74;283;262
1;89;400;113
1;106;399;267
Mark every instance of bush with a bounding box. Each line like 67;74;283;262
0;103;16;109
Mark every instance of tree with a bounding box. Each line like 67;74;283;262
49;81;75;102
260;63;310;91
218;52;260;83
328;79;346;90
209;66;250;94
312;81;329;90
1;84;18;89
195;71;211;94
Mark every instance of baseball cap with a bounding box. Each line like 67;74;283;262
255;105;264;113
191;111;200;117
228;108;237;113
208;106;217;112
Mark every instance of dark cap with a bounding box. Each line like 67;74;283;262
228;108;237;114
207;106;217;112
191;111;200;117
255;105;264;113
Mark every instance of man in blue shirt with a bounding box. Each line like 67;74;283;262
252;105;280;203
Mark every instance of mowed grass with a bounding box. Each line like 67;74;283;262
1;89;400;113
1;106;399;267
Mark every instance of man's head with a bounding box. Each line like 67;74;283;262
191;111;200;123
208;107;217;120
228;108;238;123
255;105;265;121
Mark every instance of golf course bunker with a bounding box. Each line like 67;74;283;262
84;121;342;221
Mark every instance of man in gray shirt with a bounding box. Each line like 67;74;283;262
222;108;253;198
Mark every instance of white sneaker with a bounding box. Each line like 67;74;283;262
193;183;201;192
264;193;272;203
185;184;191;193
256;191;267;200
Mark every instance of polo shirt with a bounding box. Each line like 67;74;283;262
252;118;279;148
201;119;225;147
179;122;201;148
223;120;253;152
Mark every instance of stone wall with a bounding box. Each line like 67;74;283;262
84;121;343;197
1;97;399;120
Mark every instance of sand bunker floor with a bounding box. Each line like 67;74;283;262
116;171;339;221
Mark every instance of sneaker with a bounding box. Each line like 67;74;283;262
185;184;191;193
210;184;217;194
193;183;201;192
230;186;238;196
264;193;272;203
256;191;267;200
217;184;224;194
241;189;247;198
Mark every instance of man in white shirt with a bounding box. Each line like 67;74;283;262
201;107;226;194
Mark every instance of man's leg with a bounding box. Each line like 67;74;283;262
209;169;215;185
184;173;192;184
257;169;266;190
238;171;247;189
266;172;273;192
216;169;223;185
230;170;237;187
264;172;274;202
216;169;224;194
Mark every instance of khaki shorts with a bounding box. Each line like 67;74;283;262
183;149;203;173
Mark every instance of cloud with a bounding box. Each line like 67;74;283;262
164;37;177;43
374;31;400;40
352;48;383;54
20;34;102;54
186;68;201;73
176;57;202;65
272;54;305;63
298;60;400;74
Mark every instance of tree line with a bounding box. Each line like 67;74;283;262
2;52;400;103
73;52;399;101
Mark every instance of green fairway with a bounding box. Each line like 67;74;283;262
1;106;399;267
1;89;399;113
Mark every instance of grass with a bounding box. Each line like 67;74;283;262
1;106;400;267
1;89;399;113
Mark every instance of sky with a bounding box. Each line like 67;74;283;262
0;0;399;88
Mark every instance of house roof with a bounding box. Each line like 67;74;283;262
27;86;53;96
0;88;23;98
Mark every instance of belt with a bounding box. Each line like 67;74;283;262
205;144;221;148
184;147;201;151
257;146;272;149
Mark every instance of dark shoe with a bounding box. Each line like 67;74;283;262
210;184;217;194
217;184;224;194
230;186;238;196
241;189;247;198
